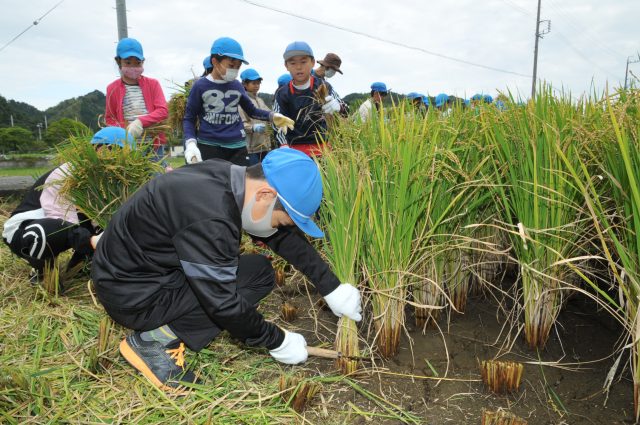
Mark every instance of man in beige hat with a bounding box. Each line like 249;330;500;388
314;52;343;79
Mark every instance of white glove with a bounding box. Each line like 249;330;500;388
269;330;308;364
324;283;362;322
126;119;144;139
90;233;103;250
272;113;295;135
321;95;341;115
252;123;266;133
184;139;202;164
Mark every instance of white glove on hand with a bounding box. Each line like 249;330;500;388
321;95;341;115
90;233;103;250
184;139;202;164
252;123;266;133
269;330;308;364
324;283;362;322
272;113;295;135
126;119;144;139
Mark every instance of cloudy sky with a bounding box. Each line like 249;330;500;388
0;0;638;110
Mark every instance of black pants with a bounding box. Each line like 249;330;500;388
197;143;249;166
6;218;93;271
103;254;275;351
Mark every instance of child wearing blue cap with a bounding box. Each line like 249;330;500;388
2;127;131;289
183;37;293;166
91;147;363;391
358;82;388;122
239;68;273;165
105;38;169;166
273;41;345;157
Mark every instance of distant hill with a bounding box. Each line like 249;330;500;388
0;90;106;137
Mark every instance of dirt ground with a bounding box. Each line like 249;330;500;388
274;275;635;425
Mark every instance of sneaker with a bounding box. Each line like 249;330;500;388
119;332;198;392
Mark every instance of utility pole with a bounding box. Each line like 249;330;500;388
116;0;128;40
10;115;14;127
531;0;551;99
624;53;640;89
36;123;42;141
44;115;48;129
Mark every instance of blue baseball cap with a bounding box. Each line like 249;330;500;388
90;127;135;148
371;82;388;93
471;93;483;101
407;92;423;100
116;38;144;60
435;93;449;107
283;41;314;61
483;94;493;103
277;73;292;87
210;37;248;64
422;95;430;106
262;148;324;238
240;68;262;81
203;56;213;71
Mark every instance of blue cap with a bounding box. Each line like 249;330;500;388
370;82;388;93
262;148;324;238
90;127;135;148
471;93;483;101
464;99;471;106
422;95;430;106
210;37;248;64
240;68;262;81
277;73;292;87
116;38;144;60
203;56;213;71
407;92;423;100
483;94;493;103
435;93;449;107
495;100;506;110
283;41;314;61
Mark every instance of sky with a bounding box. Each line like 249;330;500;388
0;0;638;111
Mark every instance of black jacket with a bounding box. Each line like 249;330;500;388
92;160;339;350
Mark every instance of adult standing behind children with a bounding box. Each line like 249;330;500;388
239;68;273;165
105;38;169;166
273;41;343;157
183;37;293;166
314;52;348;117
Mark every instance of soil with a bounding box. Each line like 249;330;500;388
274;277;635;425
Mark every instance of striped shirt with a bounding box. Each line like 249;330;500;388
122;84;148;122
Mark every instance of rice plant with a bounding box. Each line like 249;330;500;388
486;86;592;349
56;134;162;229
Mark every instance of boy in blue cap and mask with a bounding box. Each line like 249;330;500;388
91;148;363;391
2;127;131;288
183;37;293;166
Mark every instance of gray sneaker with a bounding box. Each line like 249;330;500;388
119;332;198;392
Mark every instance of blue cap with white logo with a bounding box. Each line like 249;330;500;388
371;82;388;93
90;127;135;148
210;37;248;64
277;73;293;87
262;148;324;238
283;41;314;61
116;38;144;60
240;68;262;81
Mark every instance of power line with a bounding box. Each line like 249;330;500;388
237;0;531;78
0;0;65;53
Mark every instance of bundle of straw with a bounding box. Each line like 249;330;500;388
57;135;162;229
479;359;523;394
481;409;528;425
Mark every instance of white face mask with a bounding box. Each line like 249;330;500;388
241;194;277;238
324;68;336;79
223;68;239;82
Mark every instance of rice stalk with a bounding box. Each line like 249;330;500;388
481;409;528;425
479;359;524;394
278;374;321;413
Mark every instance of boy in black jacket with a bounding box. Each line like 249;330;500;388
91;148;362;391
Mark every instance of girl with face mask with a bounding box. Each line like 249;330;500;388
183;37;293;166
105;38;170;169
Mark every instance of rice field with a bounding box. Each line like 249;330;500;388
2;86;640;423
